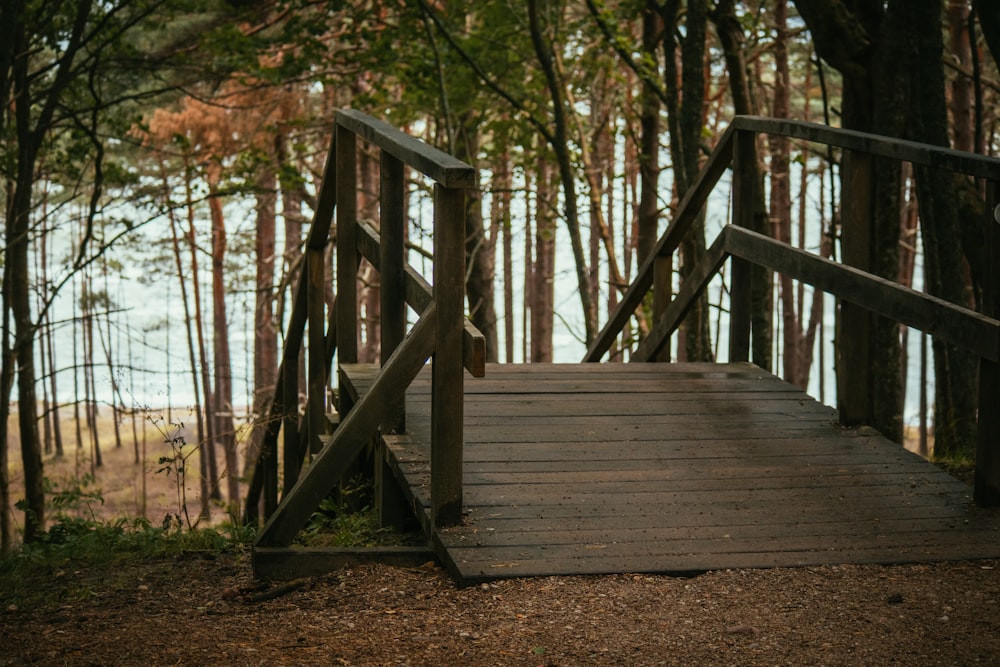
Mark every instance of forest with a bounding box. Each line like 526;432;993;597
2;0;999;555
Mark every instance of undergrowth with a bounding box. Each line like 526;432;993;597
297;479;423;548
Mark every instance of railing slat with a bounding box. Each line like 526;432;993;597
976;182;1000;506
256;305;439;547
336;109;476;189
380;152;407;432
355;219;486;377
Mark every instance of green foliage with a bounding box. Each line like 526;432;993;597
298;481;419;548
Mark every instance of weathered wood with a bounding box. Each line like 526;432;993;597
432;184;465;527
336;125;359;404
651;256;672;361
336;110;476;189
977;181;1000;506
353;363;1000;585
838;150;873;427
254;306;438;547
355;219;486;377
307;247;327;455
724;226;1000;361
380;151;406;433
584;124;735;362
728;129;756;363
245;135;338;522
732;115;1000;180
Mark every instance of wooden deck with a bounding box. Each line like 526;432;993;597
342;362;1000;586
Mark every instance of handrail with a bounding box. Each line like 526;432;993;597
336;109;476;188
246;110;478;531
724;226;999;361
587;113;1000;506
637;225;1000;363
731;116;1000;180
588;116;1000;362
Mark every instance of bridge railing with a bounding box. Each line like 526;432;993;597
246;110;482;543
587;115;1000;507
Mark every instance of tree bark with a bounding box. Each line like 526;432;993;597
908;0;979;457
454;114;500;362
531;156;556;362
711;0;772;369
794;0;905;442
661;0;713;362
208;181;240;507
245;142;278;477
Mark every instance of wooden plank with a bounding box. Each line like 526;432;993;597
732;115;1000;180
306;248;327;454
447;542;1000;584
724;226;1000;361
335;125;358;370
336;109;476;188
585;124;735;362
457;501;981;531
254;305;438;547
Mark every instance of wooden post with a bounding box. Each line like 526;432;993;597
837;150;874;426
432;184;465;527
380;152;406;433
281;350;300;496
336;124;358;414
976;181;1000;506
307;247;326;455
728;129;754;363
652;256;672;362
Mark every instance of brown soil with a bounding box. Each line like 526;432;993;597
6;421;998;665
2;552;999;666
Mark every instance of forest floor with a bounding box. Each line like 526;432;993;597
5;420;999;665
2;550;999;666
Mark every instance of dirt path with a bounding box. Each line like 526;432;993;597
2;551;999;666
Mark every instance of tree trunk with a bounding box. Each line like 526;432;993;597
245;145;278;477
795;0;905;442
454;114;500;362
531;156;556;362
908;0;979;457
527;0;598;344
184;165;220;511
661;0;713;362
712;0;772;369
162;160;210;520
208;182;240;508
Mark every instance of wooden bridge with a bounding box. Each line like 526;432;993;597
246;112;1000;585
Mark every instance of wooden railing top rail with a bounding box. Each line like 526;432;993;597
336;110;476;188
587;115;1000;363
732;115;1000;180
